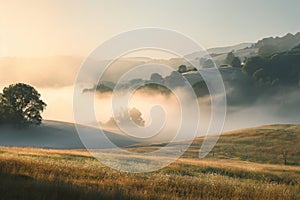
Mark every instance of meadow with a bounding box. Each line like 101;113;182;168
0;124;299;200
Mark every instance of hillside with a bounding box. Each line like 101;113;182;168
185;32;300;67
127;124;300;166
0;124;299;200
0;120;136;149
207;43;253;55
253;32;300;51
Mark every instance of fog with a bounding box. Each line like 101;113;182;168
1;85;299;141
64;85;300;136
92;88;211;141
90;84;300;141
1;56;300;142
224;88;300;131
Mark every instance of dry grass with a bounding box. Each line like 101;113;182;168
0;124;299;199
0;146;299;200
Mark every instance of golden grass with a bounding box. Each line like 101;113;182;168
0;124;299;199
0;146;299;200
178;158;300;173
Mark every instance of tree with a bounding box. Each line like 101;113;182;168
243;45;300;86
202;59;214;68
252;68;265;81
225;52;235;65
95;83;113;93
129;107;145;127
105;107;145;127
258;45;278;57
177;65;187;73
150;73;164;84
165;71;186;87
0;94;6;124
192;81;209;97
231;57;242;68
190;67;197;71
0;83;47;126
243;56;266;76
226;52;242;68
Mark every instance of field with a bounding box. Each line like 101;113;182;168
0;124;299;200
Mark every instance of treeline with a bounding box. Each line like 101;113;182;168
243;44;300;86
84;65;209;98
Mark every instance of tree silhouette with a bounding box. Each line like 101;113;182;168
105;107;145;127
226;52;241;67
129;107;145;127
0;83;47;126
150;73;164;84
225;51;235;65
231;57;242;68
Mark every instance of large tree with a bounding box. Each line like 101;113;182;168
0;83;47;126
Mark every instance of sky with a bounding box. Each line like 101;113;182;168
0;0;300;129
0;0;300;57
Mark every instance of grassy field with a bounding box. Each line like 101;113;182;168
131;124;300;165
0;124;299;200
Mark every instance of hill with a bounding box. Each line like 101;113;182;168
185;32;300;67
127;124;300;166
207;43;253;54
253;32;300;52
0;124;299;200
185;42;253;61
0;120;136;149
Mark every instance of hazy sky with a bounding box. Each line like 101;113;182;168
1;0;300;57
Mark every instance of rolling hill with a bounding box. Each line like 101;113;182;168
0;124;299;200
0;120;137;149
127;124;300;166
